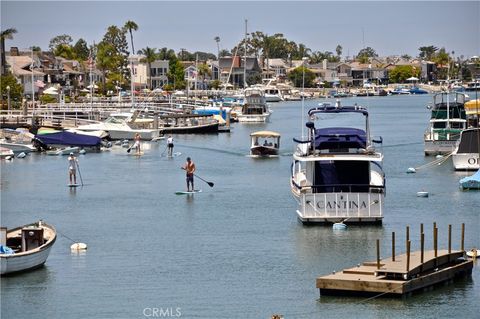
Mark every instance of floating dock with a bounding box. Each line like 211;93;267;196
316;223;474;297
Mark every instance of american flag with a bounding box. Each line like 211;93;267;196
87;48;95;68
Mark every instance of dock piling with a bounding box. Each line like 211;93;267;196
421;233;424;271
392;232;395;261
434;227;438;258
448;224;452;254
406;226;410;242
420;223;424;235
461;223;465;252
376;239;380;270
406;240;411;273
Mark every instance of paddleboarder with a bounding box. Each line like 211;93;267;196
182;157;196;191
167;135;174;157
133;133;141;155
68;152;78;185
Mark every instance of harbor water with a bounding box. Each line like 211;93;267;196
1;95;479;318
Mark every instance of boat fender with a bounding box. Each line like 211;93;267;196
5;156;13;161
17;152;27;158
70;242;88;251
406;167;416;173
79;149;86;155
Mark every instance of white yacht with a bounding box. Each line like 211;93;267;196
237;88;271;123
290;102;385;224
77;112;160;140
452;128;480;170
424;92;467;155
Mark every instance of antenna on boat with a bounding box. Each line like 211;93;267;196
301;57;308;139
243;19;248;89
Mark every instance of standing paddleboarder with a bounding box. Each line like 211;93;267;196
133;133;141;155
68;152;78;185
167;135;174;157
182;157;196;191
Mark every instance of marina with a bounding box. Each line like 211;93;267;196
2;95;479;318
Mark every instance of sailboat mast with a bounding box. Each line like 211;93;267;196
31;48;34;113
244;19;247;89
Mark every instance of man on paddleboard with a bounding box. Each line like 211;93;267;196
167;135;174;157
133;133;141;155
183;157;196;191
68;152;78;185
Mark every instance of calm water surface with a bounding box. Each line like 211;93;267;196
1;95;479;319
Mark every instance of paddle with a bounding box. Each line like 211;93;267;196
127;144;134;153
76;161;84;186
181;167;214;187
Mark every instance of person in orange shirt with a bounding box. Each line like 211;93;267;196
183;157;196;191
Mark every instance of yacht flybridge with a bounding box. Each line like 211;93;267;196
290;102;385;224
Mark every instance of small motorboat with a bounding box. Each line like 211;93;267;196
1;220;57;275
250;131;280;157
0;147;14;159
46;146;80;156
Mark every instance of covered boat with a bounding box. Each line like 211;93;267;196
34;129;102;149
250;131;280;156
1;221;56;275
291;102;385;224
459;170;480;190
452;128;480;170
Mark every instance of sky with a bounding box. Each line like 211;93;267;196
1;1;479;58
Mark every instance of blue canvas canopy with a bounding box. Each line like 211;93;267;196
459;169;480;190
314;127;367;150
34;131;101;147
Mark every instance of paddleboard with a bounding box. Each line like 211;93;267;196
129;151;144;156
175;189;202;195
68;184;81;187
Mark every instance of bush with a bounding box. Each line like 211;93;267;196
39;94;58;104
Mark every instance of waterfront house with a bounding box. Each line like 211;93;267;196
219;56;262;88
5;52;44;97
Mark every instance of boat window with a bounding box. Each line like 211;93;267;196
450;122;465;129
313;160;370;193
433;122;447;129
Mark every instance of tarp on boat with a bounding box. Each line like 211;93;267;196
314;127;366;150
34;131;101;147
459;169;480;189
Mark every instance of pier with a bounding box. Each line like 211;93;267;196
316;223;474;297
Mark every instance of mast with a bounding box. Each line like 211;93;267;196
195;53;198;103
244;19;247;89
31;48;35;114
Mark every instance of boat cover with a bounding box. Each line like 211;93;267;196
457;129;480;153
459;169;480;189
315;127;366;150
34;131;101;147
0;245;15;255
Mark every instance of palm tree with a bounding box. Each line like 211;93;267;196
1;28;17;75
124;21;138;55
197;63;211;89
214;36;220;59
138;47;157;89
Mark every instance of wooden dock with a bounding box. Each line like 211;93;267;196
316;223;474;297
317;250;472;296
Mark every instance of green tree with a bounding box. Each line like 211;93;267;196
1;28;17;75
418;45;438;60
335;45;343;58
209;79;221;89
218;49;230;58
124;20;138;55
401;54;412;60
388;65;419;83
287;66;316;88
48;34;73;51
138;47;158;89
95;42;119;94
167;59;185;90
1;73;23;109
157;47;176;61
246;73;262;86
73;38;89;61
102;25;130;80
214;36;220;59
356;46;378;63
54;44;76;59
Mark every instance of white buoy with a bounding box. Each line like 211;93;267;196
436;154;444;159
114;140;122;145
333;222;347;230
70;242;88;251
406;167;416;173
16;152;26;158
79;149;86;155
417;191;429;197
5;156;13;161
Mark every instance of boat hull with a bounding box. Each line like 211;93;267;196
250;146;279;156
237;114;270;123
452;153;480;170
0;143;36;154
159;122;219;134
292;191;384;224
424;140;458;155
1;222;56;276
